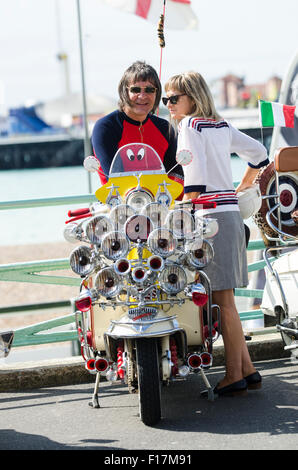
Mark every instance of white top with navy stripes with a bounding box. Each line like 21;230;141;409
177;117;269;214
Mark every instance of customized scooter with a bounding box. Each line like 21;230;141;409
65;143;221;426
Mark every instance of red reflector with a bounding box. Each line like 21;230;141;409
192;292;208;306
95;358;109;372
75;296;92;312
86;359;95;370
200;352;212;367
187;354;201;369
149;257;162;270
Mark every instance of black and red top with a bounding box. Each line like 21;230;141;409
91;110;184;188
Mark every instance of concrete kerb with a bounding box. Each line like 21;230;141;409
0;333;291;392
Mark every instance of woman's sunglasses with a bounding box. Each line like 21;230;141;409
127;86;157;94
162;94;186;106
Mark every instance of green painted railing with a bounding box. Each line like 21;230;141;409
0;192;268;348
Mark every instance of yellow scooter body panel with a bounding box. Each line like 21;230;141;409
95;173;183;205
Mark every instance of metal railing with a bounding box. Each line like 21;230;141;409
0;192;268;348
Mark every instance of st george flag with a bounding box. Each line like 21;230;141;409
259;100;296;128
100;0;198;30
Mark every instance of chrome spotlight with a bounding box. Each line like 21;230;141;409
110;204;136;230
124;214;153;243
195;215;219;239
186;239;214;268
95;267;123;298
141;202;168;228
69;245;95;276
147;227;177;257
101;231;129;260
85;215;113;245
165;209;194;239
63;222;80;243
159;263;187;294
125;189;153;212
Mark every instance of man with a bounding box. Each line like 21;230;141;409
91;61;183;190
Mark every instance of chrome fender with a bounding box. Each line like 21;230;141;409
106;310;182;339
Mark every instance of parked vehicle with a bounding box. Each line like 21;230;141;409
257;146;298;354
64;143;221;426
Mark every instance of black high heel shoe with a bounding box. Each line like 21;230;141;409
244;371;262;390
201;378;248;398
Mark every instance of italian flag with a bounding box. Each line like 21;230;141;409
259;100;296;128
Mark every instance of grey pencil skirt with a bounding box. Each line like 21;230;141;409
201;210;248;291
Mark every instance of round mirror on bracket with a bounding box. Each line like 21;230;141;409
176;149;193;166
83;156;100;172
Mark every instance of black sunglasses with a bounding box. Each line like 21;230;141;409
127;86;157;94
162;94;186;106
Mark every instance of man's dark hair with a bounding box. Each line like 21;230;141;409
118;61;161;114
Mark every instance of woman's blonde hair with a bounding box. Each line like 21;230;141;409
164;71;221;121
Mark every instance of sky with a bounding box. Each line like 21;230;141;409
0;0;297;111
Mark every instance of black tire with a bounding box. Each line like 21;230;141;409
136;338;161;426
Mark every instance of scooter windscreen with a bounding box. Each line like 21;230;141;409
109;143;166;177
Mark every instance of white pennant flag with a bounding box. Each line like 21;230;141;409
101;0;198;30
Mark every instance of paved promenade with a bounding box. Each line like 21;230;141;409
0;332;297;451
0;356;297;451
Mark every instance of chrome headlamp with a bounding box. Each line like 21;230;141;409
69;245;95;277
101;231;129;260
159;263;187;294
165;209;194;239
95;267;123;298
141;202;168;228
147;228;177;257
109;204;136;231
195;215;219;239
124;214;153;243
85;215;113;245
186;239;214;268
63;222;81;243
125;189;153;212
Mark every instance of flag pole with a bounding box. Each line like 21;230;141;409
258;99;265;147
156;0;167;116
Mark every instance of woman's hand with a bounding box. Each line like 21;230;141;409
235;166;260;194
235;182;255;194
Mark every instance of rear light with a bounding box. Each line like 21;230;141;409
95;358;109;373
200;352;213;368
75;295;92;312
187;352;213;369
191;283;208;306
203;325;216;340
85;358;97;374
187;353;202;369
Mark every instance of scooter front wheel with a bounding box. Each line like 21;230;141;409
136;338;161;426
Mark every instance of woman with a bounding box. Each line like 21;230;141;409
91;61;183;189
164;71;269;397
